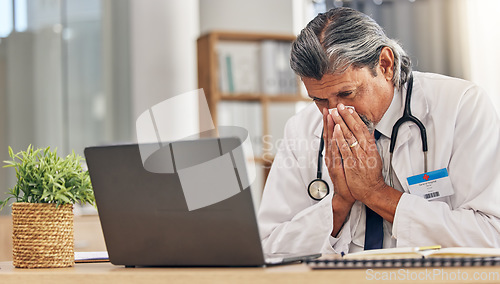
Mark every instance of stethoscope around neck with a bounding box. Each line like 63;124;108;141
307;73;428;201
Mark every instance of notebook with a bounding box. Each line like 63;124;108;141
84;138;320;267
306;246;500;269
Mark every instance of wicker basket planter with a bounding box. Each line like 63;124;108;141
12;203;74;268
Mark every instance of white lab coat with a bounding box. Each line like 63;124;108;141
257;72;500;255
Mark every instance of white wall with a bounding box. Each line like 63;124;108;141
130;0;200;142
199;0;295;35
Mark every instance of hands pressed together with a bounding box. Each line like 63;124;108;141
323;104;401;236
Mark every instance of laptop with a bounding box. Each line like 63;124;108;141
84;137;320;267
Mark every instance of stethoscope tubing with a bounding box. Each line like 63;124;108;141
389;74;428;156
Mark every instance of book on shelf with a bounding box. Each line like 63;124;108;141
306;246;500;269
277;41;297;94
260;40;297;96
217;41;261;94
267;102;307;155
216;40;297;96
260;40;279;95
217;101;263;156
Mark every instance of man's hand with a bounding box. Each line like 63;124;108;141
327;104;402;223
322;107;355;237
323;107;356;205
329;104;386;203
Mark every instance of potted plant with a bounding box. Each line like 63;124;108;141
0;145;95;268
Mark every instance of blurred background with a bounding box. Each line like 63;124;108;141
1;0;499;262
0;0;499;212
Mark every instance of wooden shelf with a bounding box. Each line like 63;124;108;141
220;94;310;102
197;31;303;190
200;30;297;42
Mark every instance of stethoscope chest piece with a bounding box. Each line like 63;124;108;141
308;179;330;201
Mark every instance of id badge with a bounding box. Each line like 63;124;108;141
406;168;454;200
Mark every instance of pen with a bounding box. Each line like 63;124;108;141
417;245;441;251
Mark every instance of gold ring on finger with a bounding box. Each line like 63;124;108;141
349;140;359;148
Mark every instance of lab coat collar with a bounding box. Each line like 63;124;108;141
313;110;323;138
375;87;402;139
375;73;429;141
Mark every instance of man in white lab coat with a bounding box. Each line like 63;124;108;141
258;7;500;254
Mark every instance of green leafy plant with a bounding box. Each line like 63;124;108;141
0;145;95;209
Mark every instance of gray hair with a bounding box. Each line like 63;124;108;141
290;7;411;90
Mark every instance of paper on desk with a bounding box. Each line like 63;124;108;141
75;251;109;263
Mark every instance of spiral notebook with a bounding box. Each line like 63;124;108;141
306;247;500;269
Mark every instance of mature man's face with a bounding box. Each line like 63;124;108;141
302;65;395;130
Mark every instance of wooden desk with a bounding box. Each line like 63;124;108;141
1;261;499;284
